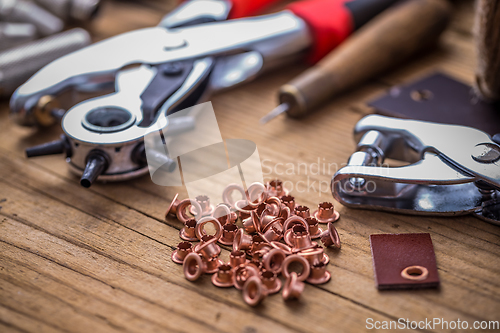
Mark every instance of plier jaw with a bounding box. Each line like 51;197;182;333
332;115;500;225
16;8;311;186
14;0;401;187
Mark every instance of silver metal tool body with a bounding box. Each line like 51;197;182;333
13;4;312;186
332;115;500;225
0;0;64;36
0;28;91;97
0;22;37;51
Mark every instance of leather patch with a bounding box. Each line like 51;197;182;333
370;233;440;290
369;73;500;135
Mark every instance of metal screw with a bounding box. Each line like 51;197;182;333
162;62;184;76
1;28;90;97
471;143;500;164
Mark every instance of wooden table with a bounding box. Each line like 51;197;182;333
0;1;499;332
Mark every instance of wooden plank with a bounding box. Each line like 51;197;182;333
0;275;125;333
0;172;393;333
0;248;190;333
0;0;498;332
0;304;64;333
0;141;498;327
0;321;27;333
0;243;212;333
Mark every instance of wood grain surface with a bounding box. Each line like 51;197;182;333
0;0;499;332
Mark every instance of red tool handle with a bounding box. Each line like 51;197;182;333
288;0;354;63
229;0;399;63
228;0;283;19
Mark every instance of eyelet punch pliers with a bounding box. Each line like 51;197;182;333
10;0;399;187
332;115;500;225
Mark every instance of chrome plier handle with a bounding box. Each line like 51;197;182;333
332;115;500;225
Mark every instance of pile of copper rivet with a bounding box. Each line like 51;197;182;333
167;180;341;306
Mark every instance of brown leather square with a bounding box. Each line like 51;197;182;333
370;233;440;290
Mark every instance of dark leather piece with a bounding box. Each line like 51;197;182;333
369;73;500;135
370;233;440;290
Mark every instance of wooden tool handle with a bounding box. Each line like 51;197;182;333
474;0;500;102
280;0;451;117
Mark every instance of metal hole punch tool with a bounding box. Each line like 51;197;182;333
11;0;399;187
332;115;500;226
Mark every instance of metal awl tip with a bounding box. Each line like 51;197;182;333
260;103;289;125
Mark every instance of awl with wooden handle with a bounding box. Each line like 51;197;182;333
260;0;451;124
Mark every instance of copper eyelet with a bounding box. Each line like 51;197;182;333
234;200;253;220
290;225;315;251
293;205;310;219
305;217;323;239
229;250;247;268
195;216;222;241
260;270;282;294
180;219;198;242
259;217;283;242
283;215;309;247
282;254;310;282
263;248;287;274
165;193;181;219
194;235;221;259
266;179;289;198
269;241;292;255
297;246;329;266
233;264;259;290
183;252;205;281
320;222;341;249
233;228;253;252
243;276;268;306
213;203;237;226
242;210;260;234
306;262;331;285
283;272;304;301
246;182;267;208
401;265;429;281
176;199;203;223
222;184;246;209
211;264;234;287
313;202;340;224
189;195;214;216
280;195;295;211
219;223;239;246
171;241;193;264
204;256;223;274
